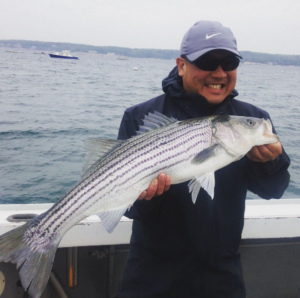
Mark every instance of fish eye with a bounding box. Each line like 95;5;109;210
247;119;255;126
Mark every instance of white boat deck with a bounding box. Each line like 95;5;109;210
0;199;299;247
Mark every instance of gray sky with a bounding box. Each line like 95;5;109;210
1;0;299;55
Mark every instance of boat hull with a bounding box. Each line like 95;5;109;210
0;199;299;297
49;54;78;59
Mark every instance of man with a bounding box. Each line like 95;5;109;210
116;21;290;298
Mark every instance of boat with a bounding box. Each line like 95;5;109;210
116;56;129;60
0;198;299;297
49;50;79;60
5;50;23;54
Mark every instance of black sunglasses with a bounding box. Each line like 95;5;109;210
184;54;240;72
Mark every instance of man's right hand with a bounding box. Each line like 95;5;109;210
138;173;171;201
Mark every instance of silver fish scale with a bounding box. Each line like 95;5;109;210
27;118;213;246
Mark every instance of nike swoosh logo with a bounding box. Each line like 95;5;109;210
206;33;221;39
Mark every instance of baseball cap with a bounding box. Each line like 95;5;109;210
180;20;242;61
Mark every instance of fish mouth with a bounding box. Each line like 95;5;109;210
263;132;279;140
263;119;279;142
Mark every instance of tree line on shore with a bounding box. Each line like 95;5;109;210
1;40;299;67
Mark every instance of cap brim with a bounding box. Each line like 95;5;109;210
186;47;242;61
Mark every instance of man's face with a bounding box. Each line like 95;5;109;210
176;50;238;105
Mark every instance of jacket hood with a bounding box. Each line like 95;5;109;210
162;66;184;98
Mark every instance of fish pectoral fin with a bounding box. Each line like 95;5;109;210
191;144;220;164
97;206;128;233
188;172;215;202
82;138;123;178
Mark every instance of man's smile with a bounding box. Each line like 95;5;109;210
205;84;224;90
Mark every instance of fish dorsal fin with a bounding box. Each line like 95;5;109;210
97;206;129;233
188;172;215;202
82;138;123;177
137;111;177;135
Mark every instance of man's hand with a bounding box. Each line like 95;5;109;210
138;173;171;201
247;141;282;162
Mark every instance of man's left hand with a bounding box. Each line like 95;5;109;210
247;141;282;162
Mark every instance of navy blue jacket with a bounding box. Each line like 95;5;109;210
116;67;290;298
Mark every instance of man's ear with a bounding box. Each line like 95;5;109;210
176;57;186;77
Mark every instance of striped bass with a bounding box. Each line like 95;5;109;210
0;112;278;298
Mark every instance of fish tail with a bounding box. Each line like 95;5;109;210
0;223;58;298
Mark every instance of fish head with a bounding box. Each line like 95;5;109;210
212;115;279;156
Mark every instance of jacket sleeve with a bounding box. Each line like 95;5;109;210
117;110;139;140
231;99;291;199
245;149;290;199
244;113;290;199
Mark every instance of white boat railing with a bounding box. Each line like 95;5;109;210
0;199;299;247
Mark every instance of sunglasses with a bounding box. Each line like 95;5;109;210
184;55;240;72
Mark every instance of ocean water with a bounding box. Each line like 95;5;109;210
0;50;299;204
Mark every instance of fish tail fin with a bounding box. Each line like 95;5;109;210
0;223;59;298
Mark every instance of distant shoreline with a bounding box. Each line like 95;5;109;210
1;39;299;67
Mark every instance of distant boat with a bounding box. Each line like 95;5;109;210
116;56;129;60
49;50;78;60
5;50;23;54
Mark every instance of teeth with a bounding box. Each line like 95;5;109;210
208;84;222;90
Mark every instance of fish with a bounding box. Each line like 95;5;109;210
0;112;278;298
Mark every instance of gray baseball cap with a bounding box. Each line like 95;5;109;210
180;20;242;61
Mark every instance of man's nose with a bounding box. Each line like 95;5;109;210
211;65;227;77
